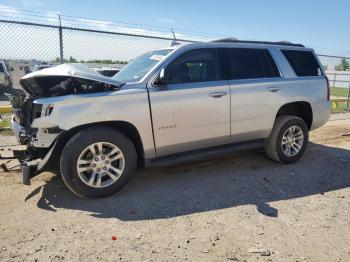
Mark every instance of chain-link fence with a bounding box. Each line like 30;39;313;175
0;8;350;111
324;70;350;112
0;9;219;104
321;54;350;111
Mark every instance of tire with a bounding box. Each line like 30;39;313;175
60;126;137;198
265;115;308;164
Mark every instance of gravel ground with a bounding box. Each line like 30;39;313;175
0;116;349;262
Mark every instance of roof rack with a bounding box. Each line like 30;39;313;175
210;38;304;47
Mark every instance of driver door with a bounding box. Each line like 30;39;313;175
148;48;231;157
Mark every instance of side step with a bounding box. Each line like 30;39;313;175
145;139;265;168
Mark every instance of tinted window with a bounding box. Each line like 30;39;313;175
282;50;322;77
219;48;280;80
0;63;3;72
166;49;219;84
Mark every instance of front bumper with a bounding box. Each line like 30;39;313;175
10;116;62;185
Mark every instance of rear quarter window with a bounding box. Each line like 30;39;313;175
282;50;322;77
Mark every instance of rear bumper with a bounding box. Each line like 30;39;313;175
311;101;331;130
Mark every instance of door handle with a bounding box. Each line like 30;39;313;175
268;87;281;92
209;92;227;98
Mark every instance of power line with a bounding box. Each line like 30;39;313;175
0;7;225;38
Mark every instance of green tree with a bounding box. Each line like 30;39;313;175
335;58;350;71
68;56;77;63
322;64;328;71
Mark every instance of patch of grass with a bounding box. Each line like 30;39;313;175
0;115;13;136
332;101;350;113
0;129;13;136
331;87;349;97
0;117;10;129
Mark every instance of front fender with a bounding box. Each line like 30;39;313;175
31;89;156;159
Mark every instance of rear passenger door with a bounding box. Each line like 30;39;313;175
218;48;282;141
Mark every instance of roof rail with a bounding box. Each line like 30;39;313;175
210;38;304;47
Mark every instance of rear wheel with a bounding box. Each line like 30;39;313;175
265;115;308;164
60;127;137;198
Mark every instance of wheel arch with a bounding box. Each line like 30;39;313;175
44;121;145;173
276;101;313;130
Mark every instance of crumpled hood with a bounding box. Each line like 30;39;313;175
20;63;124;96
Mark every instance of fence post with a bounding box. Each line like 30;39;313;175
347;83;350;109
58;14;64;64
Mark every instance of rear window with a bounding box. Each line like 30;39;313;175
281;50;322;77
219;48;280;80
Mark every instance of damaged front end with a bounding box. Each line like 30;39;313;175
9;64;124;185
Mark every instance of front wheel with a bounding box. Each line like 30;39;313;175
60;127;137;198
265;115;309;164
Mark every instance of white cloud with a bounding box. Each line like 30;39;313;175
0;4;20;18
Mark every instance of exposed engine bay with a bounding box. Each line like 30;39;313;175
22;76;120;97
19;63;124;98
7;64;125;178
11;63;124;128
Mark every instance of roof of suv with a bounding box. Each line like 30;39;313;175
209;38;304;47
168;38;309;51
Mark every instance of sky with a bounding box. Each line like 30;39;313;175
0;0;349;68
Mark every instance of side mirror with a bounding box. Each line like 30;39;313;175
156;68;169;86
9;67;14;71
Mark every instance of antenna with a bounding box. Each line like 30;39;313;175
170;27;180;47
171;27;176;39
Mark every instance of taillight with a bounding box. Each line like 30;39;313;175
325;76;330;101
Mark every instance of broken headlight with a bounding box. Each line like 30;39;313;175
42;104;54;116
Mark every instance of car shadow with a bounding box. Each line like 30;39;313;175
26;142;350;220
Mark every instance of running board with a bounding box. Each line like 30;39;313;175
145;139;265;168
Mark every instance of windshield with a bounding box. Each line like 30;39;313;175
113;49;172;82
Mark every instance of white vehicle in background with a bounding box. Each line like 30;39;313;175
0;60;13;91
31;64;54;72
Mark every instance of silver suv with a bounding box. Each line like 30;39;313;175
10;39;331;198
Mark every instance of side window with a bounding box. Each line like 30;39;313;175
0;63;3;73
281;50;322;77
219;48;280;80
166;49;219;84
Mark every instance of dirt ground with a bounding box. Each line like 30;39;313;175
0;116;350;262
